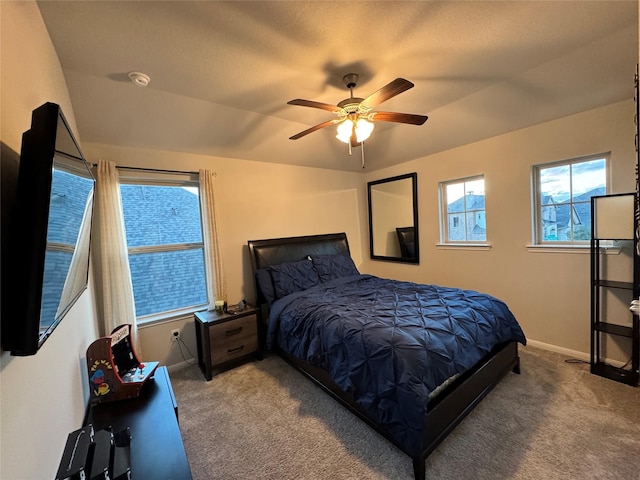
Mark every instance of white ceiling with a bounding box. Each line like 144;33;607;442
37;1;638;172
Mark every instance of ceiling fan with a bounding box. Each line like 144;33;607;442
287;73;428;149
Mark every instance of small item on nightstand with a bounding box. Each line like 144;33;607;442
214;300;225;313
226;300;248;315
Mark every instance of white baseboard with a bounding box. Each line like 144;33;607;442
166;358;196;373
526;339;628;368
525;339;589;361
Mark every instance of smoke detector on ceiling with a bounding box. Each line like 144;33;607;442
128;71;150;87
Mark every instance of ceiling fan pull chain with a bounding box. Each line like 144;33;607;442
361;141;365;169
348;142;352;156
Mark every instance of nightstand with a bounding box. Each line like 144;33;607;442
194;307;261;380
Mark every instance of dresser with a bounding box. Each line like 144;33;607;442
85;366;192;479
194;307;261;380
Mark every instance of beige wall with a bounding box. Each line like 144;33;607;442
0;2;100;479
362;100;636;359
0;3;79;151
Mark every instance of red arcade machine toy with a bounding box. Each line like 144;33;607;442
86;324;158;404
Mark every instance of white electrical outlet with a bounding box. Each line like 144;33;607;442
171;329;180;342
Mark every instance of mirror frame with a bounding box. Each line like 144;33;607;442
367;172;419;264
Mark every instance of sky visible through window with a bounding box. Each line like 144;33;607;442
446;178;485;205
536;156;607;243
540;158;606;201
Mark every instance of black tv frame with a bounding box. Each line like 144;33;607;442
2;103;94;356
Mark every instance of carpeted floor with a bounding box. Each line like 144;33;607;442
170;346;640;480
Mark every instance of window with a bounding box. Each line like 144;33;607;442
120;173;208;321
533;154;607;244
439;175;486;243
43;166;94;329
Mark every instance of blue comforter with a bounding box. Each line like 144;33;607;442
267;274;526;456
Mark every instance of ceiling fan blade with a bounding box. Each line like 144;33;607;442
287;99;343;113
289;119;340;140
372;111;428;125
360;78;414;109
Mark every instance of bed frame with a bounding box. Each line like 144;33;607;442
248;233;521;480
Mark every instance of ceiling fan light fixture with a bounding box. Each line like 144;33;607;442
355;118;374;143
336;119;354;143
336;117;374;144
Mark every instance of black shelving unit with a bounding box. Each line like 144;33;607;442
590;193;639;386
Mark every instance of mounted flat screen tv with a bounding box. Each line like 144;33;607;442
2;103;95;356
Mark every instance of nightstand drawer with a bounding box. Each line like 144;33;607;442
194;307;261;380
209;314;258;366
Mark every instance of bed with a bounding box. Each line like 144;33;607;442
248;233;526;480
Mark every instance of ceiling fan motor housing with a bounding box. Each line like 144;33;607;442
343;73;359;89
338;97;365;112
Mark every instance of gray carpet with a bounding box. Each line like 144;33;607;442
170;346;640;480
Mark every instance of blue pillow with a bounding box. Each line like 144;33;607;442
255;268;276;304
269;258;321;299
311;254;359;282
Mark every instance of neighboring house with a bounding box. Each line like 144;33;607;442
120;185;207;316
447;194;486;242
540;194;559;240
448;188;605;243
543;187;605;241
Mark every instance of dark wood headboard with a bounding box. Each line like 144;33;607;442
247;232;351;308
248;232;350;272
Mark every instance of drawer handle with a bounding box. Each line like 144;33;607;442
227;345;244;355
226;327;243;336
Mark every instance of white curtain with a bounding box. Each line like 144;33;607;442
56;189;94;317
95;160;140;352
199;169;226;310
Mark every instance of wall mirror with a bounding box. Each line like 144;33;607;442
2;103;95;355
368;172;419;263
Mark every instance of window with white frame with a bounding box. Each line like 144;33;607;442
439;175;486;243
119;171;208;322
532;154;607;244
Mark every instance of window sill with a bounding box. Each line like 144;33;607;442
436;243;492;251
526;244;621;254
137;304;208;328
